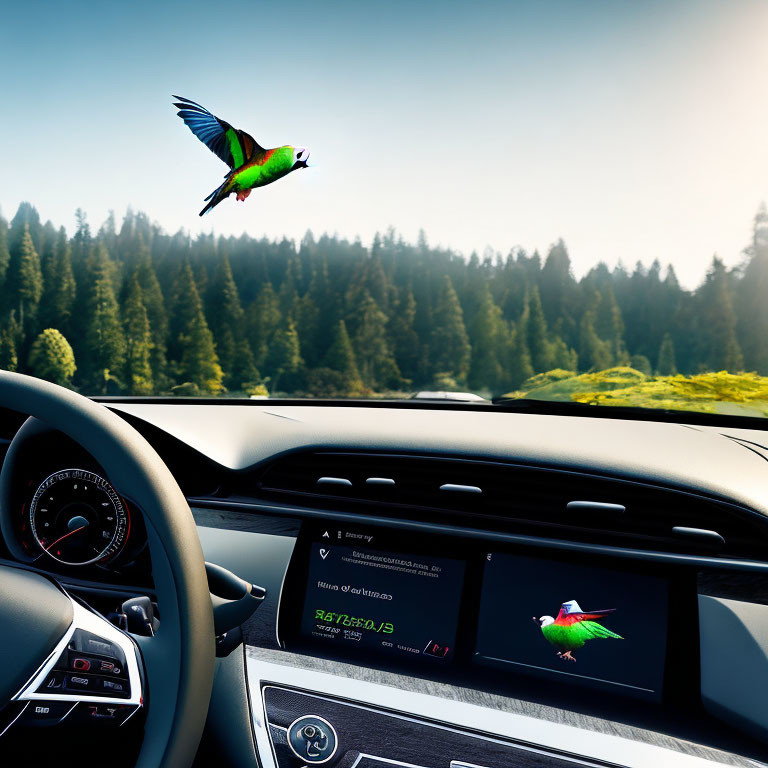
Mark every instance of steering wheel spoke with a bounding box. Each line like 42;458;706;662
11;588;143;728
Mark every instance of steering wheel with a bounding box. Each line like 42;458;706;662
0;371;215;767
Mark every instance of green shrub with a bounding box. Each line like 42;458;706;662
28;329;76;386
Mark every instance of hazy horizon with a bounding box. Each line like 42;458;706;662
2;0;767;289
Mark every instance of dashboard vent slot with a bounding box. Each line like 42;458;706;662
671;526;726;550
316;476;353;488
566;500;625;515
244;451;768;560
440;484;482;494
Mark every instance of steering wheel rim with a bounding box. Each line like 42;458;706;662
0;371;215;768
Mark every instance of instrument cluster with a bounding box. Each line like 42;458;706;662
26;468;132;567
8;463;150;582
0;424;151;584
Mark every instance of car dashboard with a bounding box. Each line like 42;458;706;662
1;401;768;768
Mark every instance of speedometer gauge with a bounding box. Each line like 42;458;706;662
29;469;129;566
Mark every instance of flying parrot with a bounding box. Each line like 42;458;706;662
172;95;310;216
533;599;623;662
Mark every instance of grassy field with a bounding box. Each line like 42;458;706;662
503;368;768;417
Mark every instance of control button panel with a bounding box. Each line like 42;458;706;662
68;650;124;676
35;628;131;699
287;715;338;764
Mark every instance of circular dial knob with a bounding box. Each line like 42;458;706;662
287;714;338;764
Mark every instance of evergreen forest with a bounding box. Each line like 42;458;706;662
1;202;767;399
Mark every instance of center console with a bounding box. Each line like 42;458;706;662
255;522;710;768
261;685;614;768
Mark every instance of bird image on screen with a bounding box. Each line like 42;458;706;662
172;95;310;216
533;599;623;662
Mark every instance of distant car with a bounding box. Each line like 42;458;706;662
411;391;489;402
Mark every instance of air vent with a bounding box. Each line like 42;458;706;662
235;451;768;560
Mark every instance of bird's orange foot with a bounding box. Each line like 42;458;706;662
236;190;251;202
558;651;576;662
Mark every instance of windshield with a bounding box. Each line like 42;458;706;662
2;3;768;417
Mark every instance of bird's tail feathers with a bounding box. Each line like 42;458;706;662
199;179;232;216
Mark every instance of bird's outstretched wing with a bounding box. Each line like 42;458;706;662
172;95;264;169
555;602;616;625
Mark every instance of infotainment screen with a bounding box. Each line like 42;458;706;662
475;552;669;700
299;536;466;664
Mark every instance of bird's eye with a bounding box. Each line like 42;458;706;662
297;151;303;158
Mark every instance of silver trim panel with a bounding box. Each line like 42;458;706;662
246;654;736;768
13;595;143;708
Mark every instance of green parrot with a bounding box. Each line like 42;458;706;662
534;599;623;662
173;95;310;216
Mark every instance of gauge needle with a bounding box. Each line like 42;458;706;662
45;525;87;551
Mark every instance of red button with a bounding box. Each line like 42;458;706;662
72;658;91;672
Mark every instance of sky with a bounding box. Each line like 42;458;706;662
1;0;767;289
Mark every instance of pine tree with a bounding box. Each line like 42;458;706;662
72;208;91;264
389;287;420;383
9;224;44;331
467;286;505;391
350;291;402;389
503;322;534;390
551;336;578;372
246;283;281;368
656;333;677;375
429;275;470;383
169;261;224;394
540;239;578;345
698;257;743;372
28;328;76;386
265;319;304;392
82;253;126;393
8;203;42;254
40;228;76;335
0;214;10;295
595;285;629;365
737;203;768;373
321;320;362;393
579;291;613;370
278;262;299;318
135;247;168;387
524;286;555;373
123;275;154;394
207;253;257;389
39;221;58;292
295;292;321;368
